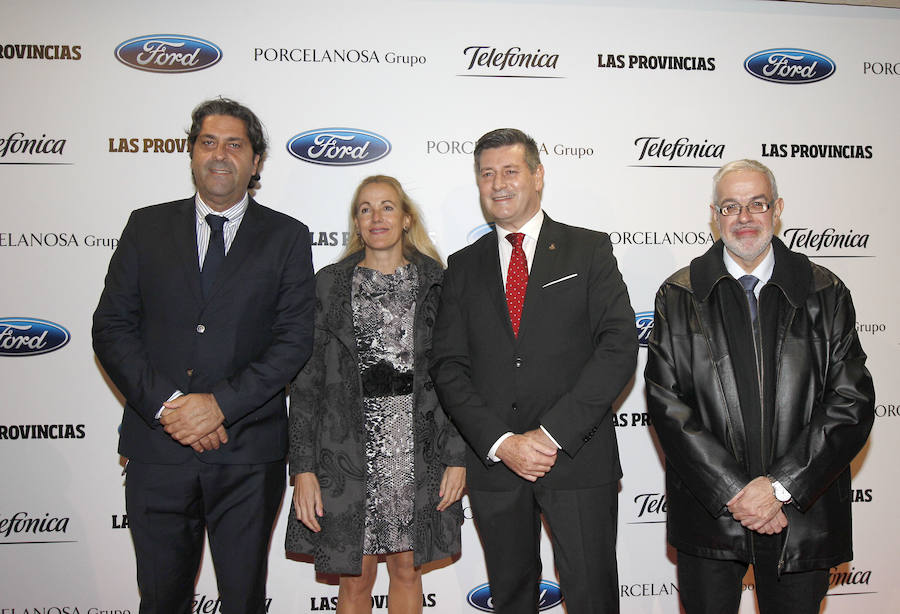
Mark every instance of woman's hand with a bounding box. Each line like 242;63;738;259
292;472;324;532
436;466;466;511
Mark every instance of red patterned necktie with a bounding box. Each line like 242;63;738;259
505;232;529;337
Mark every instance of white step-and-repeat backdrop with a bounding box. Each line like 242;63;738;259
2;0;898;612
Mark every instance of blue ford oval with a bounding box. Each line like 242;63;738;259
744;48;835;84
0;318;71;356
466;580;563;611
286;128;391;166
467;223;495;244
115;35;222;73
635;310;655;347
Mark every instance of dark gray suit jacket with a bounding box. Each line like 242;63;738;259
93;196;315;464
430;213;637;490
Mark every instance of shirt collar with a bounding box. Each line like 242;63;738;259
495;209;544;244
723;242;775;284
195;192;249;222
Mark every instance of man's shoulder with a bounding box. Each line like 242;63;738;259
541;216;612;254
249;199;308;232
808;260;847;296
446;231;495;267
663;265;693;291
129;197;192;221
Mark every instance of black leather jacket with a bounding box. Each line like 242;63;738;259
645;239;874;572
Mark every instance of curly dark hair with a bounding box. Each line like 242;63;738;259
186;97;267;188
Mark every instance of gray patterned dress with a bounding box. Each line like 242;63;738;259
352;263;418;554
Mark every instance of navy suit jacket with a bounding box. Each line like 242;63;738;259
430;214;638;490
93;197;315;464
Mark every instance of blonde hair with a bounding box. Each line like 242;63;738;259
342;175;444;267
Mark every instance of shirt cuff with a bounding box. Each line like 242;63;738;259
540;425;562;450
155;390;184;420
488;432;514;462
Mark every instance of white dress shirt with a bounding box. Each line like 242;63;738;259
722;243;775;299
156;192;250;419
487;210;562;461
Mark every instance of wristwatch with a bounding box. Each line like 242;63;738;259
767;476;792;503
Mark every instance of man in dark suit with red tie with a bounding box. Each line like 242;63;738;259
431;128;637;613
93;98;315;614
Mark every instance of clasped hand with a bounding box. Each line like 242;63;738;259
727;476;788;535
159;392;227;453
496;429;558;482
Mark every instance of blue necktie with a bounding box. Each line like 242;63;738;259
201;214;227;299
739;275;760;324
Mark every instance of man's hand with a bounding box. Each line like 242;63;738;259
160;393;227;447
755;509;789;535
727;476;783;531
523;427;558;450
292;472;323;532
189;425;229;453
496;431;557;482
437;466;466;511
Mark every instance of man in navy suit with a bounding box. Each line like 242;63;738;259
431;128;637;613
93;98;315;614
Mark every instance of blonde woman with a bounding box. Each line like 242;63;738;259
287;176;465;613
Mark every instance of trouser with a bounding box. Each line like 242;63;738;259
677;547;829;614
125;457;285;614
468;481;619;614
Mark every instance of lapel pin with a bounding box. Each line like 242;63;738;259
548;243;557;251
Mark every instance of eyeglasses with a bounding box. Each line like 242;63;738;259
715;200;772;216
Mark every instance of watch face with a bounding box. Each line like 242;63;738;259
771;481;791;502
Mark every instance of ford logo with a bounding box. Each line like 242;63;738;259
636;310;654;348
286;128;391;166
467;223;495;244
744;48;835;84
115;35;222;73
0;318;71;356
466;580;563;612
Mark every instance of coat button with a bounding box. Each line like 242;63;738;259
196;324;205;333
511;403;518;411
424;381;434;391
425;317;434;327
514;357;523;368
186;369;194;376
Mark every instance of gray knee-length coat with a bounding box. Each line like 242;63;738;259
285;250;466;575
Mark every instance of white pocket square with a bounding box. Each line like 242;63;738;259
542;273;578;288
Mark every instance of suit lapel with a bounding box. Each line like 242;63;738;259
204;198;264;302
518;215;564;338
171;198;203;303
477;230;516;341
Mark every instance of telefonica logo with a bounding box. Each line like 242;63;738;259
115;35;222;73
286;129;391;166
466;580;563;611
0;318;71;356
460;45;561;78
744;49;835;84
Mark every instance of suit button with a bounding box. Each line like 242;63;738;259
196;324;205;333
511;403;518;411
514;357;523;368
186;369;194;376
424;381;434;391
425;317;434;327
